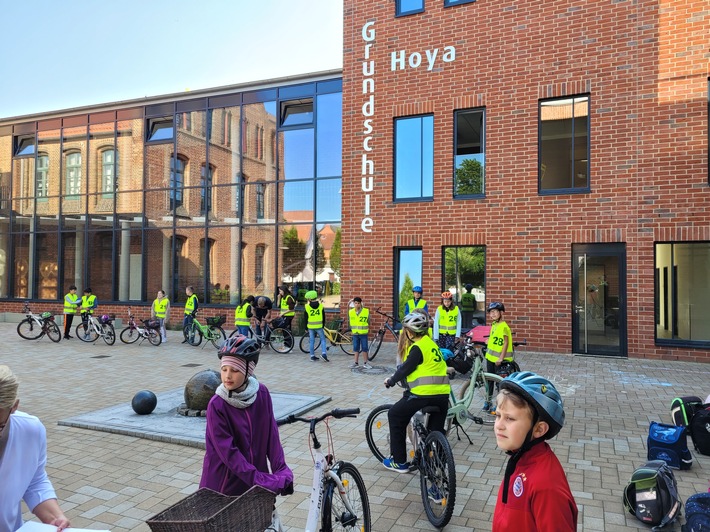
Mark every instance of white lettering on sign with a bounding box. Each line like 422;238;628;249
360;21;376;233
391;45;456;71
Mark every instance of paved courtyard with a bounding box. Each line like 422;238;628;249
4;322;709;531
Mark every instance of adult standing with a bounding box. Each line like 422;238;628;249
182;286;199;344
151;289;171;343
0;365;71;531
252;297;273;338
62;285;79;340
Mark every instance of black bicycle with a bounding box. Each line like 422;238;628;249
368;308;400;360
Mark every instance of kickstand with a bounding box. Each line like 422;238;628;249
453;418;474;445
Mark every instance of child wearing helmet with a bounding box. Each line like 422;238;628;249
433;291;461;351
404;286;428;318
200;335;294;503
382;312;451;474
305;290;329;362
484;302;514;410
492;372;577;531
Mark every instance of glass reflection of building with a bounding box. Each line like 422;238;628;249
0;75;342;307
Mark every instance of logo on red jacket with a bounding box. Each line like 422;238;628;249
513;473;526;498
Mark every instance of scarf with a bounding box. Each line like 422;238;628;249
216;376;259;409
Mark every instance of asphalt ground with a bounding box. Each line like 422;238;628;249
4;322;709;531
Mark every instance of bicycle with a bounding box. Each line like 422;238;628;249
228;319;294;354
119;307;162;346
183;311;226;348
278;407;371;531
76;313;116;345
16;303;62;343
368;308;401;361
298;318;354;355
365;404;456;529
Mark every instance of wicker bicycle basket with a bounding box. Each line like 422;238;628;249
146;486;275;532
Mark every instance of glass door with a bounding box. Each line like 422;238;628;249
572;244;627;356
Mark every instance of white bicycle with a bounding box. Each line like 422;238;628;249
278;407;371;532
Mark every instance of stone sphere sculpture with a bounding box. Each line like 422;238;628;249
131;390;158;415
184;369;221;411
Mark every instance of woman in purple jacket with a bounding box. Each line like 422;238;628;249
199;335;293;498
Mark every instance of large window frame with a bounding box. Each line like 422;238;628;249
170;156;186;211
101;148;117;197
65;151;82;196
396;0;425;16
453;108;485;198
394;115;434;201
395;248;423;320
36;154;49;199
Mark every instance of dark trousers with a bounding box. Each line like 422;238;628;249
387;393;449;464
64;314;74;337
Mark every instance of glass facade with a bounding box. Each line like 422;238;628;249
0;78;343;308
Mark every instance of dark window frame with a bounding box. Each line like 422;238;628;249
396;0;425;16
14;134;36;157
146;116;175;143
65;151;82;197
453;107;486;198
444;0;475;6
394;114;434;202
36;154;49;199
100;148;117;198
170;155;187;210
255;244;265;285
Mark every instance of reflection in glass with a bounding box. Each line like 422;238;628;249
454;109;484;196
395;116;433;200
145;229;173;302
281;180;314;223
207;225;240;305
281;129;314;180
35;233;59;300
316;92;342;178
146;117;174;142
316;178;341;222
241;224;276;298
12;157;35;202
116;221;143;301
117;119;144;192
396;248;423;319
444;246;485;326
243;182;275;223
208;106;241;187
145;190;174;228
61;232;82;299
62;125;87;197
201;164;213;215
13;231;31;298
145;143;171;189
170;156;185;210
280;99;313;127
36;155;49;198
209;184;241;224
243;102;277;181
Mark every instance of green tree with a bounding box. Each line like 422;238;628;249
399;274;414;320
444;247;485;292
330;227;342;276
281;227;306;278
314;230;327;274
454;158;484;196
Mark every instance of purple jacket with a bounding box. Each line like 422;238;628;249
199;382;293;496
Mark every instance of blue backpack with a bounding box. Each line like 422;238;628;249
647;421;693;470
682;493;710;532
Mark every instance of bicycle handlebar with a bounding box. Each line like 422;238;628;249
277;407;360;426
375;308;400;322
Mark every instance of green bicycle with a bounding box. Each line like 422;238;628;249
183;311;226;348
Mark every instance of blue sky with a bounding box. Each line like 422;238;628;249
0;0;343;119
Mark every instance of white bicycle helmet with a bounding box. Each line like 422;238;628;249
401;311;429;333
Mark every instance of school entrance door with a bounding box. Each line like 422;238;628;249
572;244;627;357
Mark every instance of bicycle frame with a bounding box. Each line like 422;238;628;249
306;448;356;532
447;353;496;427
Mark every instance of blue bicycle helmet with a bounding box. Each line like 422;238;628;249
412;286;423;294
499;371;565;440
487;301;505;312
440;348;455;361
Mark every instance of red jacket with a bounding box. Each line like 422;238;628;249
493;441;578;532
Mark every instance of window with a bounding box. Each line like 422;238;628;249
396;248;423;319
36;155;49;198
280;99;314;127
170;156;186;210
454;109;485;197
443;246;485;325
146;117;174;142
255;244;265;285
101;149;117;196
655;242;710;346
396;0;424;16
14;135;35;157
200;164;213;215
444;0;475;6
395;115;433;200
65;152;82;196
539;95;590;193
256;182;265;220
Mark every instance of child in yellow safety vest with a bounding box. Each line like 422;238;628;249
433;291;461;351
348;297;372;369
484;301;514;411
305;291;328;362
151;290;171;343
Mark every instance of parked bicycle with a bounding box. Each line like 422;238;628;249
228;319;294;354
298;318;354;355
365;404;456;529
76;313;116;345
183;311;226;348
278;407;371;531
120;307;162;346
368;308;401;360
16;303;61;343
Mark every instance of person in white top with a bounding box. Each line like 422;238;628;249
0;365;70;532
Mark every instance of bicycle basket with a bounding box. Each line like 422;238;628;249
40;311;53;319
496;361;521;379
206;315;226;327
99;314;112;325
146;486;275;532
146;319;161;330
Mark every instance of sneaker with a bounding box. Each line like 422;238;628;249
66;334;73;339
482;401;491;412
320;353;329;362
162;338;167;343
349;362;359;369
382;457;412;473
363;362;373;369
427;485;444;504
310;356;318;362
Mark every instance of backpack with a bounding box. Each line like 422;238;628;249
682;492;710;532
688;405;710;456
671;396;704;427
647;421;693;470
623;460;682;530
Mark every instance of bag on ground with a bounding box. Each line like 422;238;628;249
681;492;710;532
670;396;704;427
688;405;710;456
623;460;681;530
647;421;693;470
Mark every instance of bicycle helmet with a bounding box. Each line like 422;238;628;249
401;311;429;333
465;283;473;291
218;334;260;364
100;314;111;324
304;290;318;300
499;371;565;440
487;301;505;312
412;286;423;294
440;348;455;361
441;291;453;299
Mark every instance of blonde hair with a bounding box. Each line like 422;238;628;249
0;365;19;410
497;388;535;421
397;328;426;365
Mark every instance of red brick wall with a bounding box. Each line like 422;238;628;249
342;0;710;361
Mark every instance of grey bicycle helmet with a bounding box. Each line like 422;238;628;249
499;371;565;440
218;334;260;364
487;301;505;312
401;311;429;333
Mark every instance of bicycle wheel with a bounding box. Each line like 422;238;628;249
120;326;140;344
103;323;116;345
299;332;320;353
368;331;384;361
420;430;456;529
321;462;372;532
228;327;254;339
208;326;226;349
269;327;294;354
45;321;62;343
458;371;503;426
339;329;355;355
76;322;99;343
183;324;202;346
365;404;393;462
17;318;43;340
147;328;162;346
